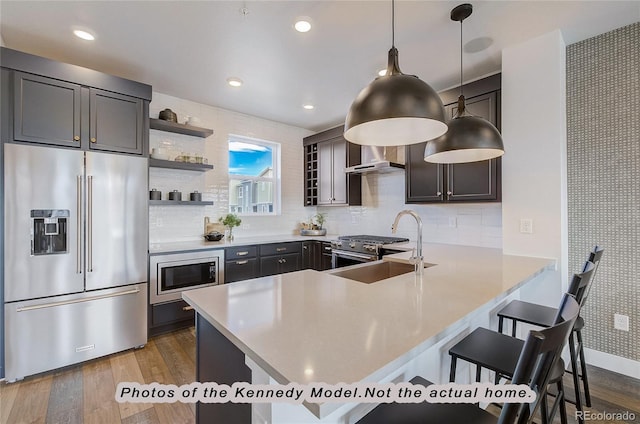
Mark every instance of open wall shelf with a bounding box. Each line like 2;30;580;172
150;118;214;138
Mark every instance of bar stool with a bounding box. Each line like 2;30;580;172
447;264;594;424
497;246;603;415
358;294;580;424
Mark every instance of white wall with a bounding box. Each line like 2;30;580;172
501;30;568;303
148;92;312;243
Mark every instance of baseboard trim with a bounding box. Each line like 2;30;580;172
585;348;640;379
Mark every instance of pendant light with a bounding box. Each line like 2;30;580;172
344;0;447;146
424;3;504;163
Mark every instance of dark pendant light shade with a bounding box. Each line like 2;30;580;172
424;98;504;163
424;4;504;163
344;2;447;146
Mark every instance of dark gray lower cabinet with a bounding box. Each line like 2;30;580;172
303;241;333;271
225;257;259;283
260;252;300;277
149;299;195;336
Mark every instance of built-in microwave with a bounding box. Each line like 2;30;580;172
149;249;225;305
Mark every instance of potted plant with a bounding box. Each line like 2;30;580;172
219;213;242;241
314;213;326;230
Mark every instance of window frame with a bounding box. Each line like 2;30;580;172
228;134;281;216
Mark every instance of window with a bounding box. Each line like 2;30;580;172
228;135;280;215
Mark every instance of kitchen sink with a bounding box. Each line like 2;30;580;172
331;261;431;284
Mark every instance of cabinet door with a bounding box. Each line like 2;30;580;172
317;141;334;205
320;242;333;271
259;256;281;277
225;258;259;283
89;89;143;155
331;139;347;204
13;72;82;147
277;253;300;274
405;142;444;203
302;241;314;269
446;92;501;202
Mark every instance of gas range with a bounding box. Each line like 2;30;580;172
330;235;410;266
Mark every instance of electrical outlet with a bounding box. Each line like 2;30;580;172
519;219;533;234
614;313;629;331
449;217;457;228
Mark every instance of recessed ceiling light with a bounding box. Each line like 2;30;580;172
227;77;243;87
73;30;95;41
377;69;387;77
294;19;311;33
303;104;314;110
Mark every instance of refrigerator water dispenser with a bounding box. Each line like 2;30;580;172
31;209;70;255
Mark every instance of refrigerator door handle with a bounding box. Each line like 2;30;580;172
87;175;93;273
15;288;141;312
77;175;83;274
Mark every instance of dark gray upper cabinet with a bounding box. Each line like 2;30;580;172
406;74;502;203
89;89;143;154
303;125;361;207
13;72;82;148
2;47;151;155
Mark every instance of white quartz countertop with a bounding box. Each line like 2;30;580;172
149;234;339;254
183;243;554;418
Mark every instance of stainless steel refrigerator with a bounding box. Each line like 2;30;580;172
4;143;148;381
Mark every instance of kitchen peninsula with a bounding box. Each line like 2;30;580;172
183;243;554;423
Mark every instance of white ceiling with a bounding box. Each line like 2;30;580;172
1;1;638;132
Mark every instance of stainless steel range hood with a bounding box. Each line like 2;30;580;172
345;145;405;174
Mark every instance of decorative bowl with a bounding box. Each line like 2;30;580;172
204;232;224;242
300;229;327;236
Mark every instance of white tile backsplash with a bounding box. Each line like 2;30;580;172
149;93;502;248
317;172;503;249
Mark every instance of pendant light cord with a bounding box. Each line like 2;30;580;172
459;19;463;96
392;0;395;47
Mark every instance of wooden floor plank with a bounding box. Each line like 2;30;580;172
153;332;196;385
110;351;154;419
5;374;53;424
134;339;195;424
45;366;84;424
82;356;121;424
0;378;20;424
120;407;161;424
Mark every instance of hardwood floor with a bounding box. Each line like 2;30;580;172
1;327;638;423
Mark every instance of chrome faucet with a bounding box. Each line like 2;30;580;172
391;210;424;275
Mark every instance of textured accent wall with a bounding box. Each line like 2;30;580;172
567;22;639;361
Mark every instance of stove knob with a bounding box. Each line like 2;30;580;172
349;242;356;248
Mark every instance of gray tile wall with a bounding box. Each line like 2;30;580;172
567;22;639;361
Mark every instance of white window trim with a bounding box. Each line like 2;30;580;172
228;134;281;216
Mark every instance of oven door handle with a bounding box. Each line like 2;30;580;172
332;250;378;261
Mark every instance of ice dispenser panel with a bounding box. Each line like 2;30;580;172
31;209;70;255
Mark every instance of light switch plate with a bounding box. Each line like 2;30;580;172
519;219;533;234
614;313;630;331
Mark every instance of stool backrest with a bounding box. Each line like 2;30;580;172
581;246;604;307
567;261;595;307
498;294;580;424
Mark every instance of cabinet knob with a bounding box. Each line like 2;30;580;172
447;191;453;195
303;246;308;250
281;258;287;263
90;137;97;143
436;191;442;196
73;135;80;141
182;306;194;311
